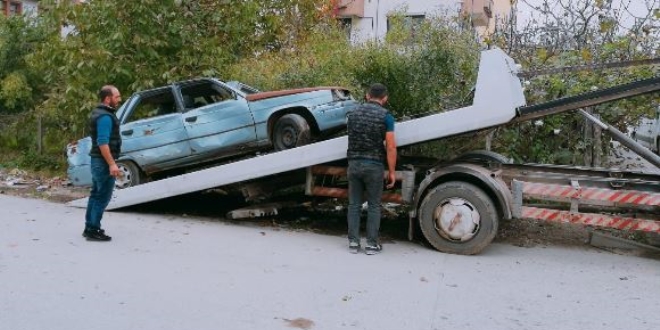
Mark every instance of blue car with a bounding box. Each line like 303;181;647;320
66;78;357;187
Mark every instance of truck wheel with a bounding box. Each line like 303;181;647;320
273;114;311;151
115;160;143;189
418;181;498;255
454;150;512;165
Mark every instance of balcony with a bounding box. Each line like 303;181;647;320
335;0;364;18
461;0;493;27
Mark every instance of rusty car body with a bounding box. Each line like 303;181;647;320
66;78;356;187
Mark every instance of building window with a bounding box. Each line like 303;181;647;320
337;17;352;40
1;1;22;16
387;14;426;35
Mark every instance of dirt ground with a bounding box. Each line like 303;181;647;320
3;193;658;330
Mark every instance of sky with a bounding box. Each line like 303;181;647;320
516;0;657;31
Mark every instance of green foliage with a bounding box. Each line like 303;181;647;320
228;24;357;90
357;13;480;116
0;72;32;111
0;14;46;115
14;150;63;171
229;12;479;122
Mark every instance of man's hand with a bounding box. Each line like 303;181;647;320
386;171;396;189
98;144;121;178
109;163;121;178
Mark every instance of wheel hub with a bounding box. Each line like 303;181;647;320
433;198;480;241
115;165;132;189
280;127;297;148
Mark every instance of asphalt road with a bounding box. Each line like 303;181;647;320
1;194;659;330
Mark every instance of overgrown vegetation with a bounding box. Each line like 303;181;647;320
488;0;659;165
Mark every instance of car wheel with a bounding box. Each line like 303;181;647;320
115;160;143;189
418;181;498;255
273;114;311;151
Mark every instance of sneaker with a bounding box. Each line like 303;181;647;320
82;228;104;237
349;242;360;254
365;244;382;255
83;228;111;242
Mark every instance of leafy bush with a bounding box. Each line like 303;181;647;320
228;11;480;125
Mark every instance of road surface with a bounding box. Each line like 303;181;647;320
1;195;659;330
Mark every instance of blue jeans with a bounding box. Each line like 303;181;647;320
85;157;115;230
347;160;384;247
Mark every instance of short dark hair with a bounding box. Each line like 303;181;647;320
98;85;115;101
368;83;388;99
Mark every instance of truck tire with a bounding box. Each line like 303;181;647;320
115;160;143;189
418;181;498;255
453;150;512;165
273;114;311;151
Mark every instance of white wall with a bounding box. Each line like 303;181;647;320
349;0;462;43
21;0;39;16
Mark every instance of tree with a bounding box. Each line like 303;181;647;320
487;0;659;165
22;0;332;146
0;14;45;115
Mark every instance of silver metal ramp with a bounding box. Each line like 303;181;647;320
68;48;526;210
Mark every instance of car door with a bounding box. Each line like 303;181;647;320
118;87;192;169
178;79;258;156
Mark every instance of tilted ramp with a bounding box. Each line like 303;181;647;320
68;48;526;210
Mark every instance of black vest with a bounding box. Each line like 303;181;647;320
88;104;122;159
347;101;388;162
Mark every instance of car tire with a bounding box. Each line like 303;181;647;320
115;160;143;189
273;114;311;151
418;181;498;255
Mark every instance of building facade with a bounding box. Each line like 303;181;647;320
335;0;512;43
1;0;38;16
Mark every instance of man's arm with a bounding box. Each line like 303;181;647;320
384;114;397;188
96;116;121;178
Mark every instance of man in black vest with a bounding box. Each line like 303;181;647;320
84;85;122;241
346;83;397;255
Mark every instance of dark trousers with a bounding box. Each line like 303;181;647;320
347;160;384;246
85;157;115;230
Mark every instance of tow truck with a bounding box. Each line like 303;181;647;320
69;48;660;255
